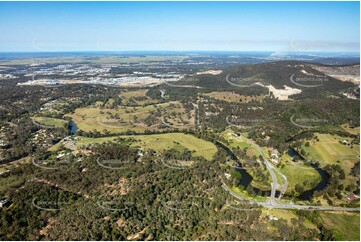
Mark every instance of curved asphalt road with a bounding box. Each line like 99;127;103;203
238;133;280;206
225;133;359;212
222;182;359;211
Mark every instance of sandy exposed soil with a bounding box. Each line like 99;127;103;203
126;227;148;240
311;64;360;84
256;83;302;100
196;69;223;75
104;177;131;196
116;219;126;228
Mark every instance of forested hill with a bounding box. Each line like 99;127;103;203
173;61;359;99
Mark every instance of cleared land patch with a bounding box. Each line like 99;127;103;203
265;84;302;100
32;116;68;129
196;70;223;75
312;64;360;84
67;101;194;134
222;130;255;151
261;209;316;229
120;89;158;106
341;124;360;135
277;152;321;192
320;211;360;241
280;163;321;192
75;133;217;160
302;133;360;171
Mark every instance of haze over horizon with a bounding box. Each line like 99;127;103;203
0;1;359;52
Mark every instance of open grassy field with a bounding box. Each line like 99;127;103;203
341;124;360;135
221;130;260;156
67;101;194;134
276;151;322;192
103;98;115;108
280;163;321;192
261;209;317;229
320;211;360;241
302;133;360;171
32;116;68;129
203;91;266;103
120;89;158;106
75;133;217;160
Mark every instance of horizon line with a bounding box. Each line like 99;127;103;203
0;50;359;54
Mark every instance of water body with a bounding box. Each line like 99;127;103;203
216;141;280;197
69;120;78;135
233;167;280;197
287;146;330;200
288;146;305;160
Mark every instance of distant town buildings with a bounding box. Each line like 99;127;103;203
17;63;185;87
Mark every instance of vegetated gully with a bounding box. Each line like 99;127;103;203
216;141;330;201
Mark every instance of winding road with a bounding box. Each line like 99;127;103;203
222;183;359;211
238;133;285;206
224;132;359;212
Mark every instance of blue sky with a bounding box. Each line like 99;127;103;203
0;1;359;52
